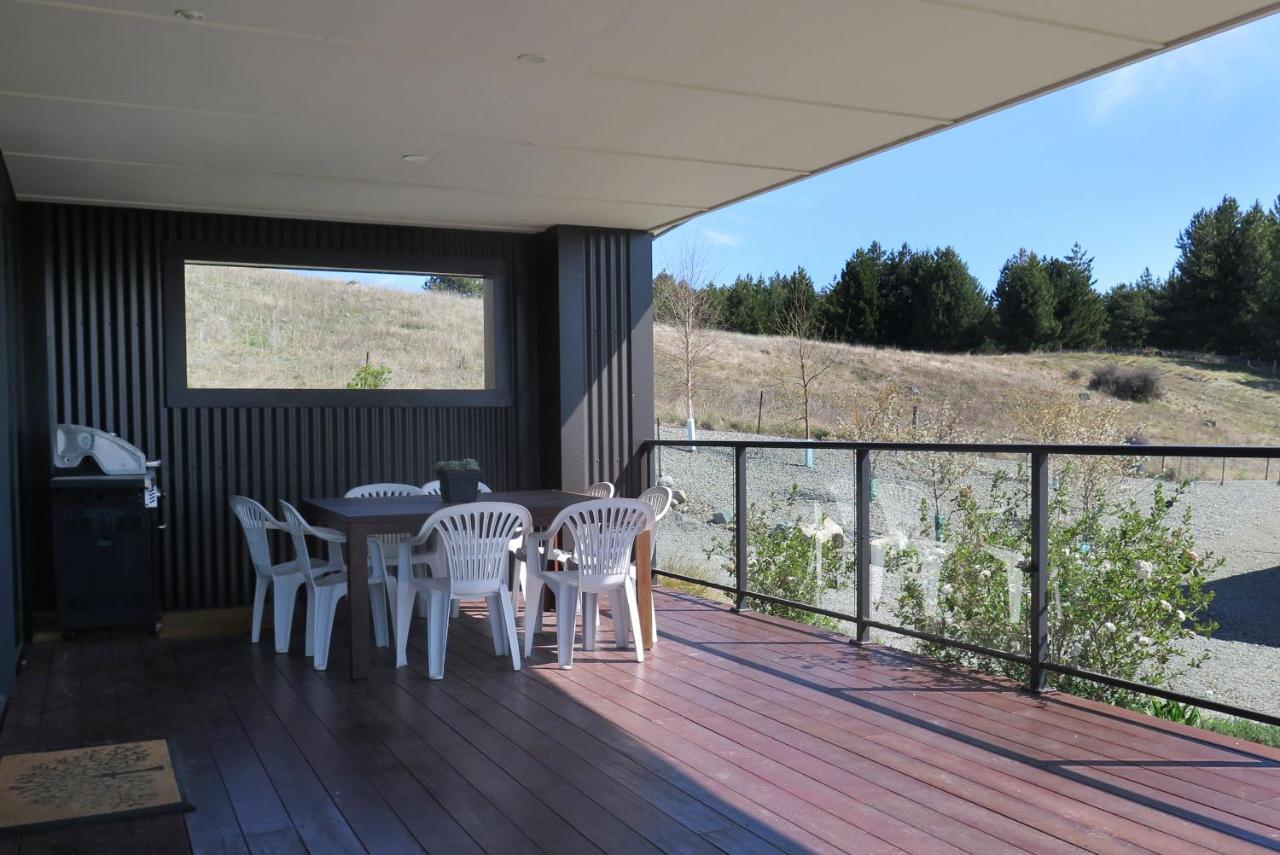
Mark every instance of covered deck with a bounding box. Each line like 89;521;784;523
3;590;1279;854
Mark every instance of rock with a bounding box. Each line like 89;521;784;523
671;489;688;505
1203;419;1217;428
710;509;734;525
656;475;676;488
799;517;845;546
1078;391;1091;401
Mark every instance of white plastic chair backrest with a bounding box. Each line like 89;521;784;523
638;486;673;523
231;496;281;576
279;501;332;583
421;479;493;495
345;483;425;498
585;481;616;498
414;502;530;596
547;499;653;578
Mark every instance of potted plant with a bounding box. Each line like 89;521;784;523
435;458;483;503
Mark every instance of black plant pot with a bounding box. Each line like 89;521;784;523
437;469;482;503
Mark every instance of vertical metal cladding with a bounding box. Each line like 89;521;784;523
26;203;535;611
579;228;654;497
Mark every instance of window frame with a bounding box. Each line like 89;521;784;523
162;241;512;408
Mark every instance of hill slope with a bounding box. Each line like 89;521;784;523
655;325;1280;450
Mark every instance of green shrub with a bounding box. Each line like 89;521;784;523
347;362;392;389
888;472;1218;709
1088;364;1163;402
711;491;855;629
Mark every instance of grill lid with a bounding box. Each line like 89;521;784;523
54;424;147;476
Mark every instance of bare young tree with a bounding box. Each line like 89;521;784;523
777;290;837;447
654;240;717;441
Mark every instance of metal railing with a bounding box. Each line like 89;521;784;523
642;437;1280;728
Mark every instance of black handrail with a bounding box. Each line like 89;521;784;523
640;437;1280;729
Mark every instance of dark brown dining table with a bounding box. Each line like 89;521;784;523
301;489;655;679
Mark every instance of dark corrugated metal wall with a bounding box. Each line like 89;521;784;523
0;153;21;697
581;229;654;497
22;203;544;611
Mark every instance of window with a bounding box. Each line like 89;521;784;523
164;245;510;406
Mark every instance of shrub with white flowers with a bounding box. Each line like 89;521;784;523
888;470;1218;709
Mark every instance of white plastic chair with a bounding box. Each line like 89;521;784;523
344;483;425;621
279;501;391;671
231;496;308;655
522;499;654;669
585;481;616;498
421;479;493;495
391;502;529;679
638;486;673;522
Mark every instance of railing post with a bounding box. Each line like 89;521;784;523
732;445;750;612
854;448;871;643
1028;451;1050;693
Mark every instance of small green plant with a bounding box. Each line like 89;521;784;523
1149;697;1202;727
435;458;480;472
347;362;392;389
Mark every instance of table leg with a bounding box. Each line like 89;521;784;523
346;525;371;680
635;530;655;649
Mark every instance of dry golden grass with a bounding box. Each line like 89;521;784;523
655;324;1280;451
185;265;486;389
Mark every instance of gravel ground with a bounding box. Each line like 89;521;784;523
653;426;1280;716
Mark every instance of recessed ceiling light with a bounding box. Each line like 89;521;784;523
174;9;204;21
401;154;428;163
516;53;547;65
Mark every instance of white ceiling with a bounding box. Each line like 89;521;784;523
0;0;1275;233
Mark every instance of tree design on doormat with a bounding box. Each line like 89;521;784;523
9;743;165;812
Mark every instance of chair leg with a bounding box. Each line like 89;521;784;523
486;594;507;656
303;584;316;657
498;587;521;672
313;589;341;671
624;579;644;663
272;575;301;654
394;581;416;669
556;587;579;670
582;593;598;651
426;591;450;680
251;575;268;644
451;600;461;619
370;582;390;648
610;588;629;650
511;559;526;617
523;575;544;657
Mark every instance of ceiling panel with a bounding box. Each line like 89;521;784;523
0;94;441;184
410;140;800;208
951;0;1271;44
563;0;1157;118
0;1;537;131
29;0;631;62
477;72;941;172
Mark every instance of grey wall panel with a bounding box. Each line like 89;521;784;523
22;203;539;611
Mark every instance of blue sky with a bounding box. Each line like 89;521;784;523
655;13;1280;293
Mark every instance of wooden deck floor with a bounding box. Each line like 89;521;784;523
3;589;1280;854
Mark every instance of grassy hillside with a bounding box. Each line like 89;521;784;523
186;265;486;390
655;325;1280;451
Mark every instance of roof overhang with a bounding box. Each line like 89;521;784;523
1;0;1276;234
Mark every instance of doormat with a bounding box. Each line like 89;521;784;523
0;740;191;835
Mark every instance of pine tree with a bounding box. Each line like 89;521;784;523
1046;243;1108;351
993;249;1059;351
1104;269;1161;349
823;243;885;345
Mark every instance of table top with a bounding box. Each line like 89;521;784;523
301;489;593;532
